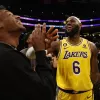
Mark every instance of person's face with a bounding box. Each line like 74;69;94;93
0;10;26;32
65;17;82;37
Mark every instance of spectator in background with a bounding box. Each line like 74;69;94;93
20;33;33;55
0;5;58;100
20;33;36;71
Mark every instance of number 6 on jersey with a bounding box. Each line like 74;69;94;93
73;61;80;74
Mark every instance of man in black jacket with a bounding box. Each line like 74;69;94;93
0;5;58;100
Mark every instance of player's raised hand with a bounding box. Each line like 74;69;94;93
45;26;59;50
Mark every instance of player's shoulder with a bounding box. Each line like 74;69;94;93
87;41;97;53
88;41;96;48
82;37;97;53
82;37;90;42
82;37;95;47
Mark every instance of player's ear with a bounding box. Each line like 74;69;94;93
79;23;82;27
79;23;82;30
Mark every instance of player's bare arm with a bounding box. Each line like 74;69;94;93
50;41;60;57
89;41;99;84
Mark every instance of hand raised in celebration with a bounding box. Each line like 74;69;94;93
32;23;59;52
32;23;46;51
45;26;59;53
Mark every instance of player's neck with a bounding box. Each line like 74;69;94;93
68;34;81;45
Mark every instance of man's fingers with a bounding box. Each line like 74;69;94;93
35;24;38;31
34;24;38;36
42;23;46;34
37;24;41;29
37;24;41;35
52;35;59;41
32;30;35;36
46;26;54;36
49;29;58;37
34;24;41;35
45;35;59;44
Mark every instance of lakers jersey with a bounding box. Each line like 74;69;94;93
56;37;93;91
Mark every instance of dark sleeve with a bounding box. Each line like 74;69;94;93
35;50;55;100
0;50;55;100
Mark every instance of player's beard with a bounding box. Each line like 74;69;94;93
65;25;80;37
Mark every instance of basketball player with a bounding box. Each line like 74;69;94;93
49;16;99;100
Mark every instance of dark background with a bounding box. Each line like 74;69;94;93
1;0;100;50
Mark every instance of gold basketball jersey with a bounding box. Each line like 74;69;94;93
56;38;93;91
